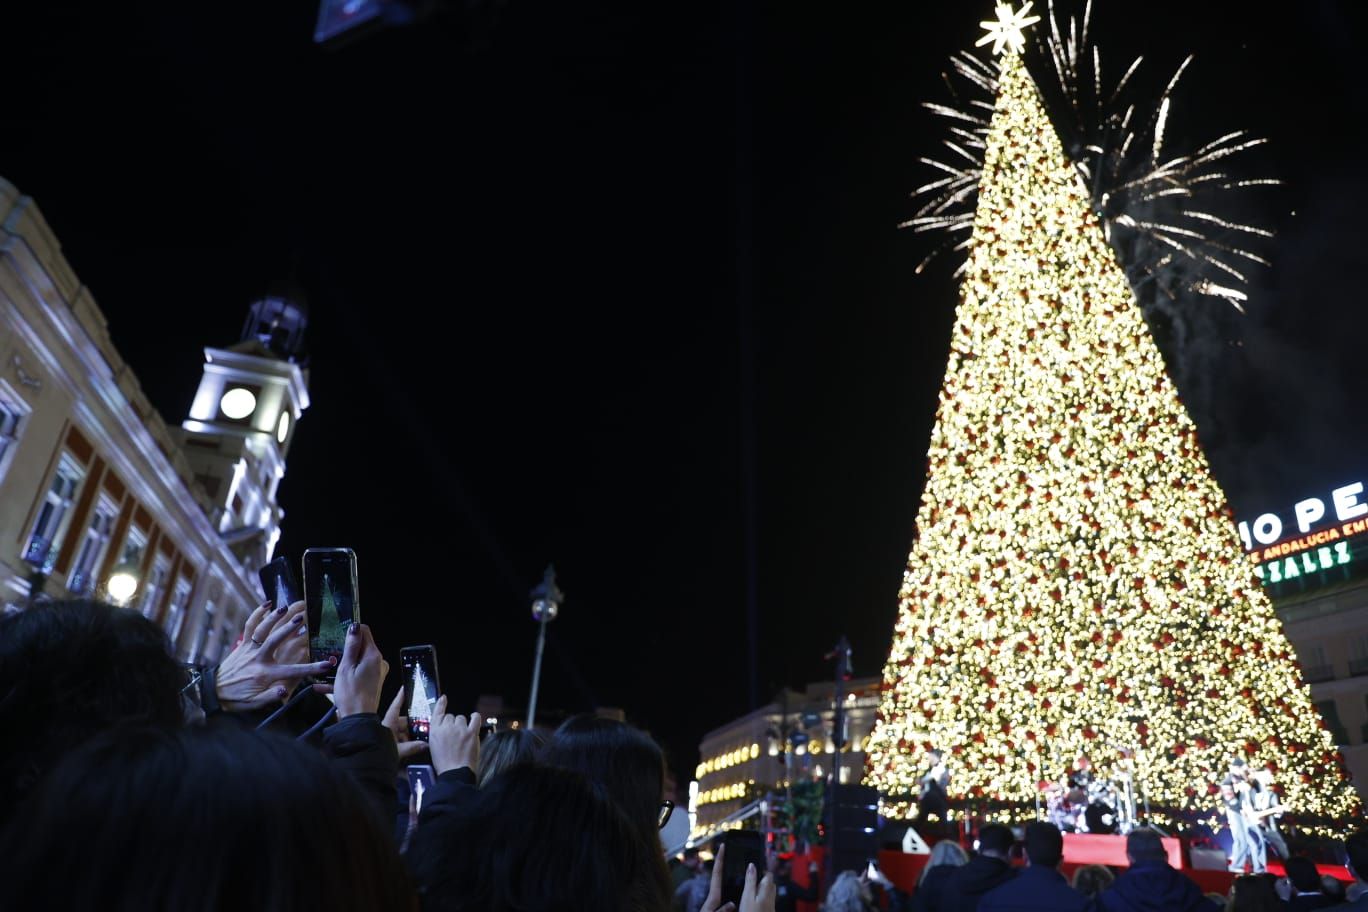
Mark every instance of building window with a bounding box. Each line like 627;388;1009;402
67;496;119;596
140;556;170;619
1351;636;1368;677
166;577;193;647
117;526;148;570
0;388;27;481
23;456;85;573
1302;644;1334;684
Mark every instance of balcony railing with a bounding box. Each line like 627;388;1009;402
1351;657;1368;677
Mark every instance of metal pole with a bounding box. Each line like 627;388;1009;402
527;617;548;729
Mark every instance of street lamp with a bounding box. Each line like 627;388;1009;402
525;564;563;730
106;564;140;607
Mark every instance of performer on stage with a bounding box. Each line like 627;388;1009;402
918;748;950;823
1068;754;1094;790
1249;766;1289;861
1221;758;1267;874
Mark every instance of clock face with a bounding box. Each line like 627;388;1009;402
220;387;257;420
277;411;291;444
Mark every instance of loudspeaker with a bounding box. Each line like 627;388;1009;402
1189;846;1228;871
824;784;880;875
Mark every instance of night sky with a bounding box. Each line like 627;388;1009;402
5;0;1368;782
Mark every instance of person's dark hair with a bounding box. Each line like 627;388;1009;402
1125;827;1167;864
476;728;544;788
976;823;1014;857
542;715;672;909
413;763;666;912
0;599;187;816
1284;856;1323;894
0;724;415;911
544;715;666;838
1321;874;1346;900
1023;821;1063;867
1224;873;1280;912
1071;864;1114;899
1346;830;1368;882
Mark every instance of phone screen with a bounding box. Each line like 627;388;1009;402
303;548;359;680
401;645;441;741
720;830;767;906
257;556;303;612
407;764;435;816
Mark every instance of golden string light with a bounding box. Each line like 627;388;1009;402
866;48;1360;833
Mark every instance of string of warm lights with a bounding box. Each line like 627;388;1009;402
695;743;762;780
695;781;757;807
866;44;1361;833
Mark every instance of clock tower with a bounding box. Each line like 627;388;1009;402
174;289;310;571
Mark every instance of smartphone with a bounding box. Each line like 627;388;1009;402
719;830;767;907
302;548;360;681
407;764;435;816
401;645;441;741
257;555;303;612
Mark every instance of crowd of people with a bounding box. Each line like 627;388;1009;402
895;822;1368;912
0;597;771;911
4;596;1368;912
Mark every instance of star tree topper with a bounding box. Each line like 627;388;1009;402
976;2;1041;56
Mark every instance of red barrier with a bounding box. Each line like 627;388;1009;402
873;835;1351;901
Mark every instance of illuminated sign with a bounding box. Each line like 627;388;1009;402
1238;482;1368;552
1253;541;1352;584
1238;481;1368;587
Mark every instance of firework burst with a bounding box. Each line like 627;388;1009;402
907;0;1278;316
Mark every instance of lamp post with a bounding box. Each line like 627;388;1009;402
824;636;852;896
526;565;563;730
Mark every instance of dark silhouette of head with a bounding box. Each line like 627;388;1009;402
477;728;544;788
1125;827;1168;865
543;714;666;840
976;823;1014;859
1071;864;1114;899
0;599;187;817
0;724;415;911
1023;821;1063;867
542;714;672;909
1226;873;1281;911
414;763;668;912
1284;856;1323;894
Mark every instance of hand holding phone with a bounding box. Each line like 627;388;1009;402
718;830;767;908
401;645;441;742
332;623;387;718
303;548;360;683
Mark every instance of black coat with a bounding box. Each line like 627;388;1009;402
977;865;1087;912
911;864;959;912
405;766;479;897
320;713;399;829
938;856;1018;912
1095;861;1219;912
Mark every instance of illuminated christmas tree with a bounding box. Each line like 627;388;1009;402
865;4;1360;831
410;665;434;725
314;574;347;654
